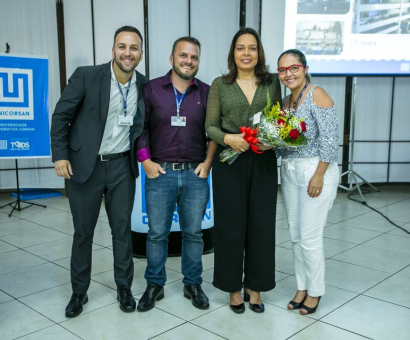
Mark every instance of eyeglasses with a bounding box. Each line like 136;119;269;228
277;64;307;75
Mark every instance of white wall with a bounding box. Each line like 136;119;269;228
148;0;189;79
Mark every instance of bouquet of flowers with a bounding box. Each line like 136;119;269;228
257;92;308;148
219;92;308;164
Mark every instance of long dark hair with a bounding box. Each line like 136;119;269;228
223;27;271;85
277;49;311;83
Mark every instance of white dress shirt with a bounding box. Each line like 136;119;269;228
98;61;138;155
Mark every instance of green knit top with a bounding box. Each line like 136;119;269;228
205;75;282;146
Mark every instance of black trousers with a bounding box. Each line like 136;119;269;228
212;145;277;292
67;156;135;294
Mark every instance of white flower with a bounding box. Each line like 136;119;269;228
289;117;302;132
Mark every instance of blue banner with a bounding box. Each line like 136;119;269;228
0;54;50;158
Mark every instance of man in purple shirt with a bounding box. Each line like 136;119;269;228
136;37;217;312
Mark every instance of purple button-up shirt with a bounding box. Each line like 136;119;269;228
136;71;210;163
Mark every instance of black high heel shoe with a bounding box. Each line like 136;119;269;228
287;296;307;310
230;303;245;314
244;291;250;302
300;296;321;315
244;290;265;313
230;291;245;314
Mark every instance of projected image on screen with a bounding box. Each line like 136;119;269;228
283;0;410;74
298;0;351;15
296;22;344;55
352;0;410;34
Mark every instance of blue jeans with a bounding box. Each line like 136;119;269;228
144;167;209;287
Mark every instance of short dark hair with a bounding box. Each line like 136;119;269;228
113;26;143;48
171;36;201;56
278;49;311;83
223;27;271;85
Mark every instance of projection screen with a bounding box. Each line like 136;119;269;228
283;0;410;75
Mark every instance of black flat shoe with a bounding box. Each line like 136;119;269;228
137;283;164;312
117;287;136;312
65;293;88;318
288;297;306;310
230;303;245;314
184;284;209;310
300;296;321;315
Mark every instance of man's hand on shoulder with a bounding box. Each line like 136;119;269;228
142;159;166;178
55;160;73;179
194;161;211;178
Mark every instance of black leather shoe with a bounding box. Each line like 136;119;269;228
65;293;88;318
183;284;209;310
137;283;164;312
230;303;245;314
117;287;136;312
244;290;265;313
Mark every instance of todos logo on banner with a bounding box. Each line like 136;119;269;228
0;54;50;159
131;164;214;233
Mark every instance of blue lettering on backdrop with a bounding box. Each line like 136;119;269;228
203;211;211;220
0;55;50;159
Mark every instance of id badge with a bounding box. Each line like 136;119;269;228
253;111;262;125
171;116;187;127
118;115;133;126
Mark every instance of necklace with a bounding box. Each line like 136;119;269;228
238;76;256;90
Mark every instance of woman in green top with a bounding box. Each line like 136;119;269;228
205;27;281;314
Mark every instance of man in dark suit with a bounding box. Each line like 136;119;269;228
50;26;146;318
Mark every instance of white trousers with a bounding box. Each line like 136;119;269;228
281;157;339;297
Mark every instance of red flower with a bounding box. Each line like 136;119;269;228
289;129;299;139
300;121;306;132
277;118;285;126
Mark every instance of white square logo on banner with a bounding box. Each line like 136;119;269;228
0;67;34;120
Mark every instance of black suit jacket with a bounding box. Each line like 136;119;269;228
50;61;147;183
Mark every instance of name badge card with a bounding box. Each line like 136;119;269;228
171;116;187;127
252;111;262;125
118;115;133;126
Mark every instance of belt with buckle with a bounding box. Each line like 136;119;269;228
157;162;201;171
99;150;130;161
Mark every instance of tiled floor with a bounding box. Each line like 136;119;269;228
1;185;410;340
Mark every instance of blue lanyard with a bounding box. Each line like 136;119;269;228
289;81;308;111
117;79;132;116
172;84;187;117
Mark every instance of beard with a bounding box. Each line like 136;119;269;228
172;62;198;80
113;53;138;74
